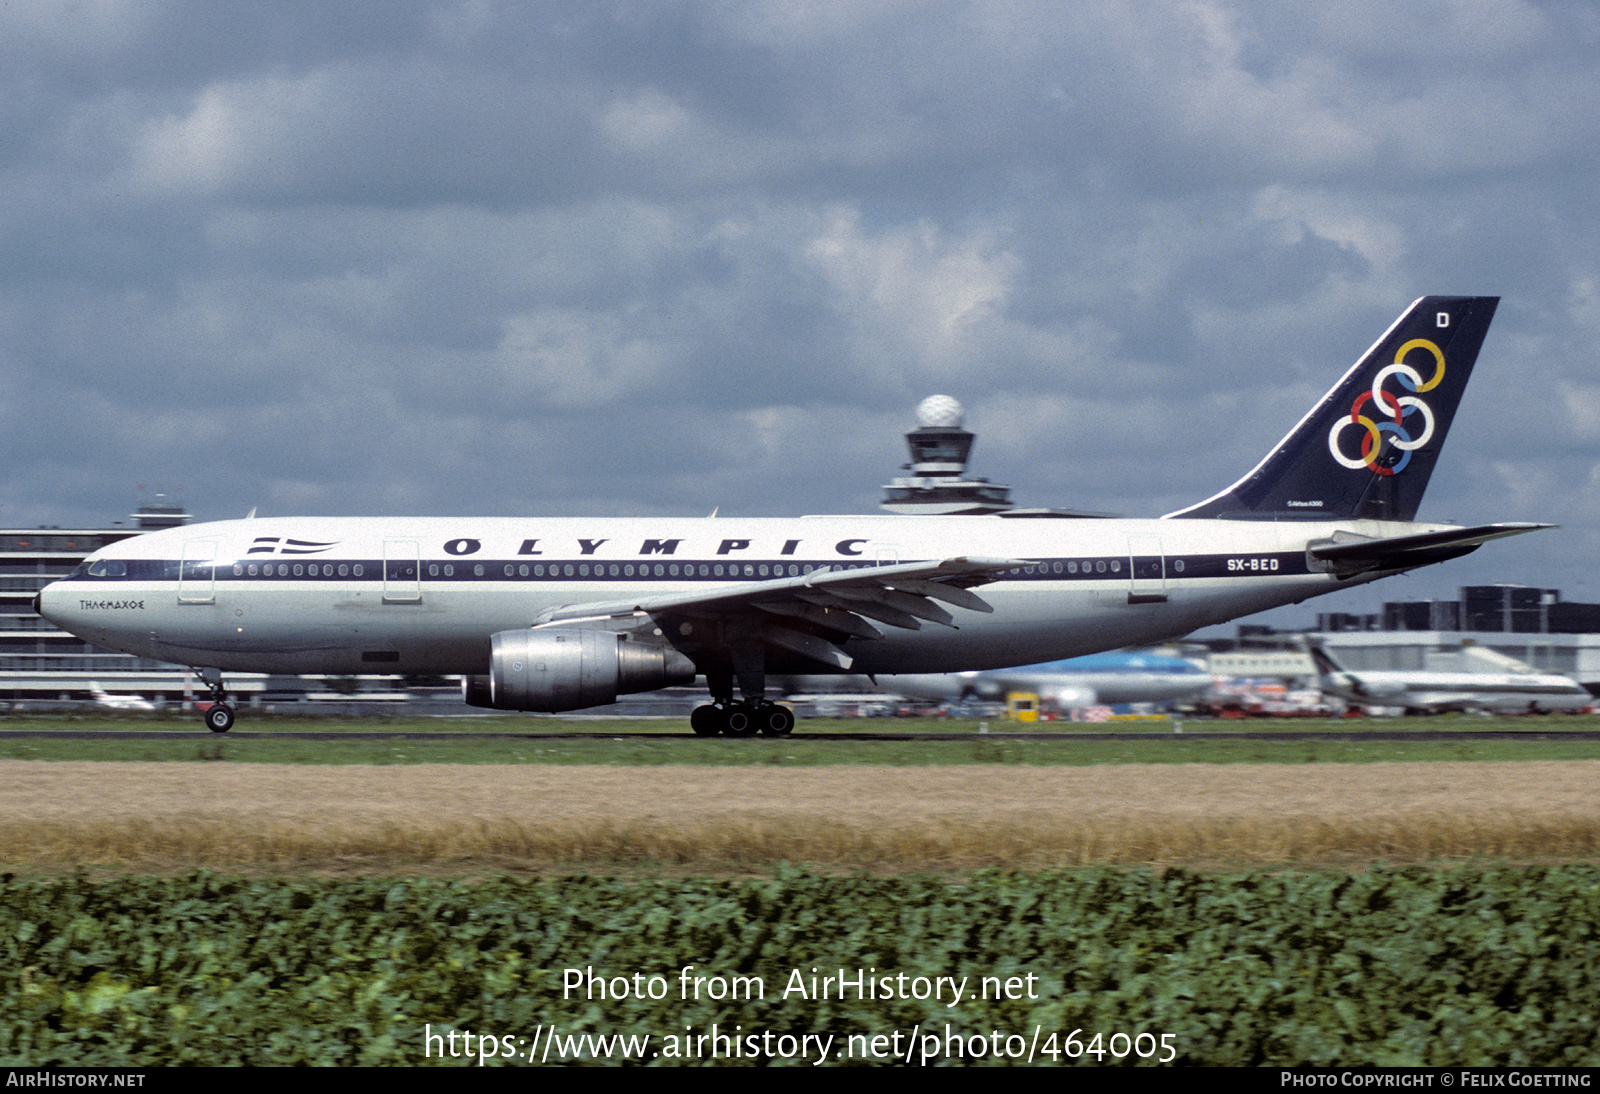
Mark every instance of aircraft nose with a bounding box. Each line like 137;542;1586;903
35;580;68;627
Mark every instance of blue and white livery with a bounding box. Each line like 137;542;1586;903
884;649;1212;710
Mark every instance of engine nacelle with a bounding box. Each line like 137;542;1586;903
463;628;696;712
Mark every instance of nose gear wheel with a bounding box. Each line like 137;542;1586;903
198;674;234;733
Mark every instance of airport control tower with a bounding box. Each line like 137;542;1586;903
879;395;1017;515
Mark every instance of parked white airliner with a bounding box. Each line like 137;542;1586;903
1303;639;1590;715
88;682;157;711
37;296;1546;737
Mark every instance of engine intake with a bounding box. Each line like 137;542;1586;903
463;628;696;712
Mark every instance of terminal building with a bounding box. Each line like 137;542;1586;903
1;523;143;683
1306;585;1600;692
0;499;269;706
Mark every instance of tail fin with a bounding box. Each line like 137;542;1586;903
1298;637;1349;677
1167;296;1499;521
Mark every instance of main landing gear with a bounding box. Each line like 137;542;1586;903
688;646;793;738
689;655;794;738
690;702;794;738
197;672;234;733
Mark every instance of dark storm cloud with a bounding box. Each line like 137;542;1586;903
3;0;1599;614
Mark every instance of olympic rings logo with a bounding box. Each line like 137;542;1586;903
1327;338;1445;476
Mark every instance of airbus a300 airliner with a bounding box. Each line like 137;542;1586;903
38;296;1546;737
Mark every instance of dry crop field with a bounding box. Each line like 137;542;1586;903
6;758;1600;1066
3;759;1597;871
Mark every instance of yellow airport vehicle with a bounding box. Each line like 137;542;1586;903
1006;690;1039;722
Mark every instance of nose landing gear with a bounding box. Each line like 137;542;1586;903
196;671;234;733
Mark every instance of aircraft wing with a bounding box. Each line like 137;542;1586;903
530;556;1023;670
1309;523;1552;573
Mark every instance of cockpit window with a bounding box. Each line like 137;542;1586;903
86;559;127;577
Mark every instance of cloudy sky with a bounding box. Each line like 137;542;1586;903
4;0;1599;624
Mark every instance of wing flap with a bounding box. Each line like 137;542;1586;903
533;555;1020;626
793;588;924;630
878;576;995;613
761;626;854;670
827;585;956;627
753;599;883;640
530;555;1022;669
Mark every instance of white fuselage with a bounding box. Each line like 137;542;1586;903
90;688;157;710
39;513;1434;679
1316;669;1592;714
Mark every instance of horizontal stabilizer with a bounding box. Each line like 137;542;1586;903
1309;522;1552;572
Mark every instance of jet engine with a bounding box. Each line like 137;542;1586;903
463;627;696;712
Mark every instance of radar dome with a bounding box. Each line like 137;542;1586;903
916;394;963;429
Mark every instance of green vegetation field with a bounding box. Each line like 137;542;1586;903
11;710;1600;735
3;867;1597;1066
4;712;1600;767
